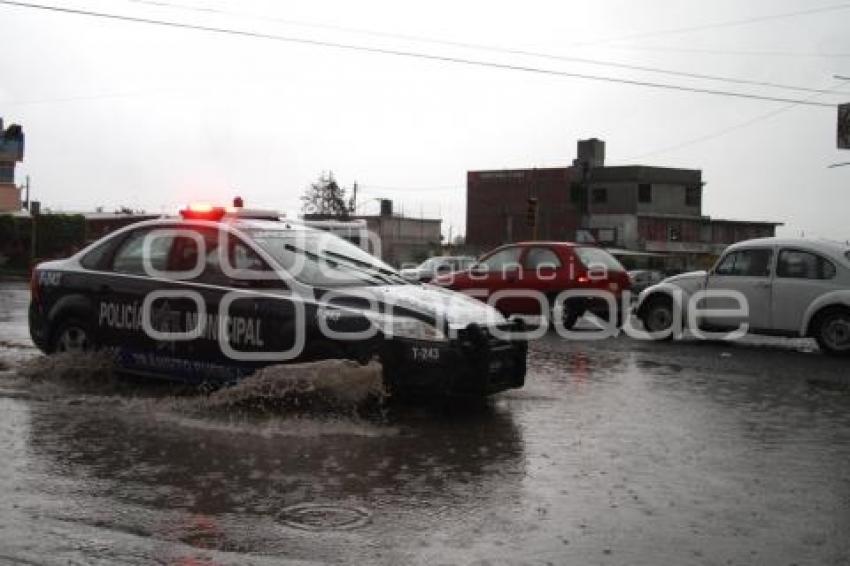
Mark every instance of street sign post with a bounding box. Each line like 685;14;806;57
839;103;850;150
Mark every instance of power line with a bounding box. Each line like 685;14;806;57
622;78;850;161
116;0;848;96
601;44;850;59
567;2;850;46
122;0;850;59
623;103;814;161
0;0;839;108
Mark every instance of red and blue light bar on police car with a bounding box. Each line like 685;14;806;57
179;203;227;221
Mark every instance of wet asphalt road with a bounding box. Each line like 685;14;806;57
1;279;849;565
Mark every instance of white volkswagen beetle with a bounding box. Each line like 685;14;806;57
635;237;850;355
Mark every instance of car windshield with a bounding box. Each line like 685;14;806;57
576;247;625;272
247;228;407;287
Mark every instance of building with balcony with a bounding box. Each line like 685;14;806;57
466;138;781;271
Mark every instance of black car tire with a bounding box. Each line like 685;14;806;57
549;299;581;331
641;296;675;340
49;317;96;354
814;309;850;356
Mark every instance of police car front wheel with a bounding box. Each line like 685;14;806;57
50;318;96;354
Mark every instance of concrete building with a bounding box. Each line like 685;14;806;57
0;119;24;213
354;200;441;267
466;138;781;271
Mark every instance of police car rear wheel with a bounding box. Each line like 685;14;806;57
51;319;94;354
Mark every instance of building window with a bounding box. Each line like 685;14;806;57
0;164;14;183
668;224;681;241
638;183;652;203
592;187;607;204
686;185;701;207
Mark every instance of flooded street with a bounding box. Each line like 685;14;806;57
1;279;849;565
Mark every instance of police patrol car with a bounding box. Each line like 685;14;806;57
28;203;527;396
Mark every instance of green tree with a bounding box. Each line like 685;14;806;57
301;171;353;218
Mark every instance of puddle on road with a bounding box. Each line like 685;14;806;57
0;339;36;350
636;359;684;374
203;359;385;413
277;502;371;531
16;351;118;386
4;352;393;438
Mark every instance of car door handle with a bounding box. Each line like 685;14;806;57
754;281;772;288
98;284;112;294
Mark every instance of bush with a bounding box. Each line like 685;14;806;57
0;214;86;270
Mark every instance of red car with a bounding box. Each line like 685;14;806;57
432;242;631;328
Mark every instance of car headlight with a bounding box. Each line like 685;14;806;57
365;313;447;342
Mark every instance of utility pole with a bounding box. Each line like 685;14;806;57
834;92;850;166
23;175;30;210
30;200;41;267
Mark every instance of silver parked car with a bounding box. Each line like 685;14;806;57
627;269;665;294
634;237;850;355
400;256;476;283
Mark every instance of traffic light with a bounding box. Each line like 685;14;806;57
526;197;538;228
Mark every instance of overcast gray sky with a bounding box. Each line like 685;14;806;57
1;0;849;240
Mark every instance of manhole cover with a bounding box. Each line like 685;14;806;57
277;503;371;531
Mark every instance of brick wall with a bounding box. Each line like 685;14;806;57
466;167;580;248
